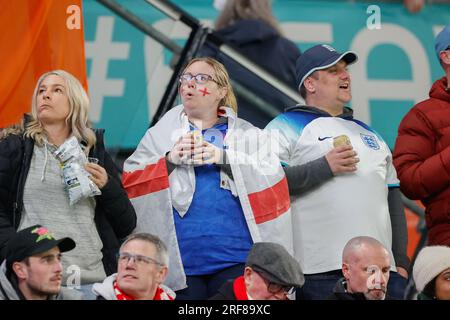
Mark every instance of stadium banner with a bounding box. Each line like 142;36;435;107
80;0;450;149
0;0;87;128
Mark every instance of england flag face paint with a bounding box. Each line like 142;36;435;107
199;87;211;96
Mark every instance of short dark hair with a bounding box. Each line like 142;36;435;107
299;72;319;99
299;85;307;99
23;257;30;266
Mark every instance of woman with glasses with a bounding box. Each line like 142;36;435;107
0;70;136;299
123;57;293;300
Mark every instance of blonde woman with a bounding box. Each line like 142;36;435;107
0;70;136;299
123;57;292;300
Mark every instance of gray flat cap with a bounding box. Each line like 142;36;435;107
246;242;305;288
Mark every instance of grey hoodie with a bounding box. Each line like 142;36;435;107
92;273;117;300
93;273;176;300
0;261;83;300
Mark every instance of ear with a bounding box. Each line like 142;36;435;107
156;266;168;284
243;267;252;285
12;262;28;280
342;263;350;281
303;77;316;94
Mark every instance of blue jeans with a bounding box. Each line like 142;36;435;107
296;270;342;300
175;263;245;300
387;271;408;300
296;270;408;300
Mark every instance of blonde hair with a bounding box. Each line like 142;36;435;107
182;57;238;113
25;70;96;152
215;0;282;35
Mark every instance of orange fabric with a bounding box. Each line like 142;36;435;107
405;201;425;260
0;0;87;127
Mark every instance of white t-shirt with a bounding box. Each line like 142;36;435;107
267;109;399;274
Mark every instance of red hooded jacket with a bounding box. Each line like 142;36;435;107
393;77;450;245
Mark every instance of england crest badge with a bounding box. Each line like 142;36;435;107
360;133;380;150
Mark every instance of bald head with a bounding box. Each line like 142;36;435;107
341;236;391;300
342;236;390;264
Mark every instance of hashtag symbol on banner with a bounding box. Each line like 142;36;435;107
85;16;130;122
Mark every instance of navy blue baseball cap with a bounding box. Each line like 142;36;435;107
296;44;358;90
435;25;450;61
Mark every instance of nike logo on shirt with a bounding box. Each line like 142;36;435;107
318;136;332;141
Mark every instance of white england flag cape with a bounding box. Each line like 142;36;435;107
122;105;293;291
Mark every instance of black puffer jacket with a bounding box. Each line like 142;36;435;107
209;280;237;300
0;129;136;275
328;278;394;300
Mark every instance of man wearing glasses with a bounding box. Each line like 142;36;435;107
394;24;450;248
210;242;304;300
92;233;175;300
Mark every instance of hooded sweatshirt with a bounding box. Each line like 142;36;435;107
0;261;83;300
266;104;409;273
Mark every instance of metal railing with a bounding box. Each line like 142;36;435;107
96;0;302;128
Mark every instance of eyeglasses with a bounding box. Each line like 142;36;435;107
179;73;217;85
256;270;296;295
117;252;164;267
